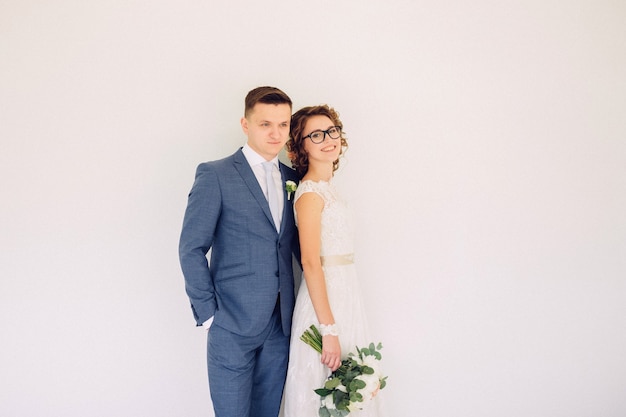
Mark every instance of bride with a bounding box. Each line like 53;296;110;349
283;105;383;417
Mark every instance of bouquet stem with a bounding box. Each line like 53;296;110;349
300;324;323;354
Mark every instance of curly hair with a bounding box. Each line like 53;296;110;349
286;105;348;177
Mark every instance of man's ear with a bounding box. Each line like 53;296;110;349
240;117;248;134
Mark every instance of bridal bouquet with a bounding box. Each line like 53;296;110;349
301;325;387;417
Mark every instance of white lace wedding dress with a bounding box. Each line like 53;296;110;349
283;180;383;417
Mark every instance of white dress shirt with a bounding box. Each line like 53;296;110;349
242;144;285;229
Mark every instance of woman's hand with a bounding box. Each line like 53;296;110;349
321;335;342;371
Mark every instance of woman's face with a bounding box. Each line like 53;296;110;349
302;115;342;164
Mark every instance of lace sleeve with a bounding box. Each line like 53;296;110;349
293;180;330;226
293;180;322;204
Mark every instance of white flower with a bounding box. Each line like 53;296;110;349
348;402;363;412
357;354;379;369
285;180;297;200
355;373;380;402
323;395;336;410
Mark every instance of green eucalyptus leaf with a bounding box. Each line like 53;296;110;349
337;399;350;411
350;391;364;403
349;379;366;391
315;388;333;397
325;377;341;389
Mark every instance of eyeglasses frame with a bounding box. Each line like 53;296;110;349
302;126;343;144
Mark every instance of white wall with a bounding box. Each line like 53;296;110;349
1;1;625;416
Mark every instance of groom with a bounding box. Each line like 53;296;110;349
179;86;300;417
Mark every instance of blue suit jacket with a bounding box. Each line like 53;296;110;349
179;149;300;337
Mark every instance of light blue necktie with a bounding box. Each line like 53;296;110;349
262;161;280;231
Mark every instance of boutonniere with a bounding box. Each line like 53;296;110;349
285;180;298;200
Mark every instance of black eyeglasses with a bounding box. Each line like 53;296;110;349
303;126;342;144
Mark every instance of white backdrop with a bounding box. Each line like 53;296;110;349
1;1;625;416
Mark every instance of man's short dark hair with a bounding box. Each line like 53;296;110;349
244;86;292;117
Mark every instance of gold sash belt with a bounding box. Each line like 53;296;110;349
320;253;354;267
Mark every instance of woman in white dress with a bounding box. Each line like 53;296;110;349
283;105;382;417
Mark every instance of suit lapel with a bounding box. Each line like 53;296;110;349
278;161;293;233
233;149;277;231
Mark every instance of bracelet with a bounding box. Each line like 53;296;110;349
319;323;338;337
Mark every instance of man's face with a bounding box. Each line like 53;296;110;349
241;103;291;160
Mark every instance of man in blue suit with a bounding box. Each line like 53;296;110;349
179;86;300;417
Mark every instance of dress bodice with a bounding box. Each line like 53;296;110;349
293;180;354;257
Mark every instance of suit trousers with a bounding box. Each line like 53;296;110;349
207;298;289;417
